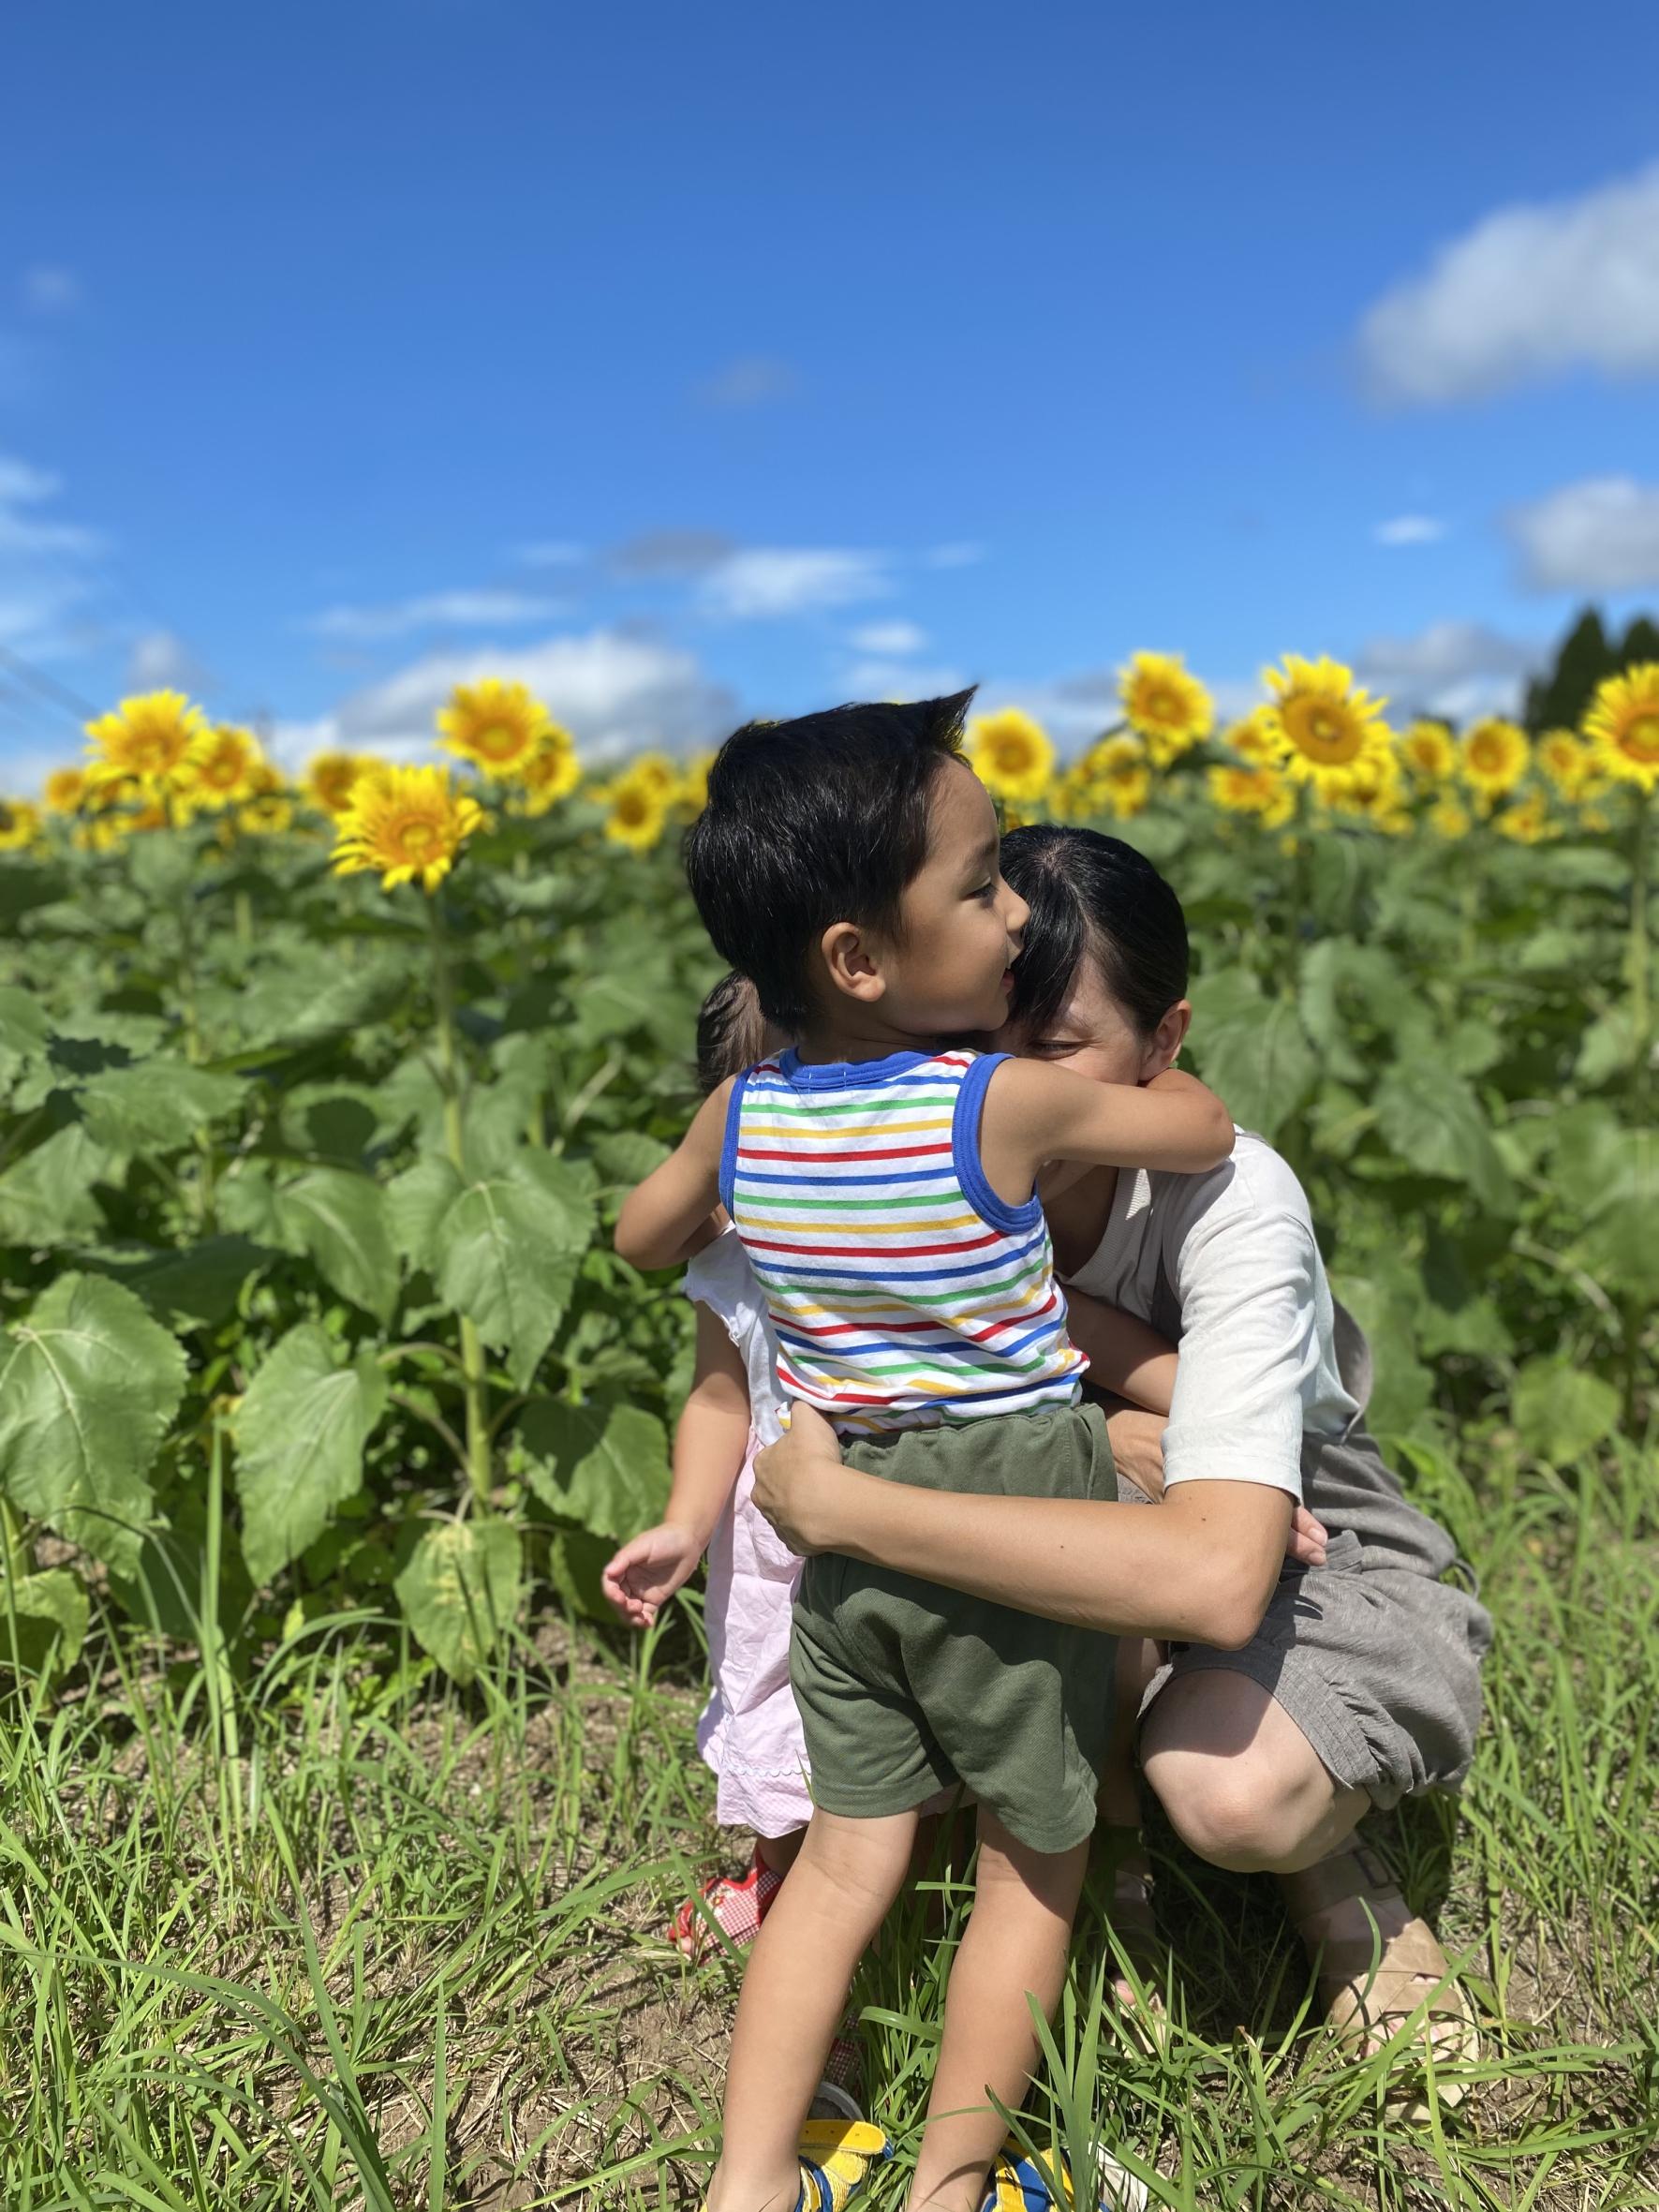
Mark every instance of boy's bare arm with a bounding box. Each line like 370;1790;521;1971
614;1079;732;1271
984;1061;1233;1194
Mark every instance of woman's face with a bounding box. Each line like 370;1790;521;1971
993;956;1191;1086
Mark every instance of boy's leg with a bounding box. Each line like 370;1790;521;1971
905;1809;1089;2212
710;1807;918;2212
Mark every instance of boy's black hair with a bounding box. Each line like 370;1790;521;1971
1000;824;1189;1040
684;690;975;1030
695;970;771;1093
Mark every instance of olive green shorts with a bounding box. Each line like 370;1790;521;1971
789;1401;1118;1856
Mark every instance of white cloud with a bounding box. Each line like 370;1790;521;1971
850;620;928;655
0;456;59;504
271;627;738;772
21;265;81;317
694;355;800;408
610;529;736;579
0;451;105;659
513;540;585;567
697;548;890;620
1357;161;1659;405
306;590;567;643
126;631;209;691
1504;474;1659;592
1351;618;1537;720
842;661;968;702
1373;513;1445;546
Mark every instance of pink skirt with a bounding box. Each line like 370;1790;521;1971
696;1429;813;1836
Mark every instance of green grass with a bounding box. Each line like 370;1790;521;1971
1;1432;1656;2209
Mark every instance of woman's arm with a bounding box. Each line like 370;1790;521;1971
752;1403;1294;1648
1065;1290;1178;1415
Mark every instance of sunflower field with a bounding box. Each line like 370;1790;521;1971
0;646;1652;1690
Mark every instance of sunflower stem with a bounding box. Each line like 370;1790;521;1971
233;886;253;947
427;893;494;1514
171;831;218;1231
1630;789;1650;1125
1624;788;1651;1433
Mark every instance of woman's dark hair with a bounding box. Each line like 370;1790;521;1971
1000;824;1189;1040
684;690;974;1030
696;970;771;1093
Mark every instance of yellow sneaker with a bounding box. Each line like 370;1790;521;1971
982;2132;1147;2212
795;2118;895;2211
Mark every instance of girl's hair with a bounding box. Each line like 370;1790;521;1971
1000;824;1189;1040
695;970;772;1094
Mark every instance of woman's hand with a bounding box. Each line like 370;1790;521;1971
1102;1399;1327;1566
750;1402;849;1556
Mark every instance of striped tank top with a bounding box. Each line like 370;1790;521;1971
718;1046;1085;1435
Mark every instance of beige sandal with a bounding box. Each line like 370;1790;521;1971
1281;1840;1479;2119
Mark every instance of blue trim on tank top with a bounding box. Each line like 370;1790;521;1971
718;1067;750;1217
952;1052;1043;1237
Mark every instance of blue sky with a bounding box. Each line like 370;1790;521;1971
4;0;1659;787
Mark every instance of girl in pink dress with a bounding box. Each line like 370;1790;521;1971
602;977;815;1955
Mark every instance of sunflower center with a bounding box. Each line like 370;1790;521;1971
395;817;439;855
993;738;1031;770
1622;713;1659;762
617;793;647;825
1470;735;1504;771
1287;699;1361;764
475;722;524;762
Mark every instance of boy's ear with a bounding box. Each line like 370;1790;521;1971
820;919;887;1006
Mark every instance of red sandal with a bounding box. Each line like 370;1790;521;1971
669;1844;785;1958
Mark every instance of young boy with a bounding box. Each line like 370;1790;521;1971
616;691;1232;2212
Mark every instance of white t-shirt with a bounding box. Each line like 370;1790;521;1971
1062;1129;1360;1501
683;1227;788;1446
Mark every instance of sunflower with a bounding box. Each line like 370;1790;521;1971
1584;662;1659;794
71;817;124;854
519;728;582;816
1327;748;1405;828
1118;652;1213;765
182;723;265;809
1429;798;1472;839
332;765;484;891
1495;794;1555;845
966;709;1056;803
0;799;41;852
1400;720;1456;782
602;769;670;853
437;678;554;779
1070;733;1152;820
1207;762;1295;828
627;751;680;798
675;750;715;814
1457;718;1531;802
304;750;378;817
1533;729;1591;797
84;690;208;792
1222;708;1281;766
1258;656;1392;800
237;793;296;836
43;766;86;813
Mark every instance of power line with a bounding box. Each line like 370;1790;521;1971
0;642;100;725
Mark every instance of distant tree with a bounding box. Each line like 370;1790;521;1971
1522;608;1620;733
1619;614;1659;669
